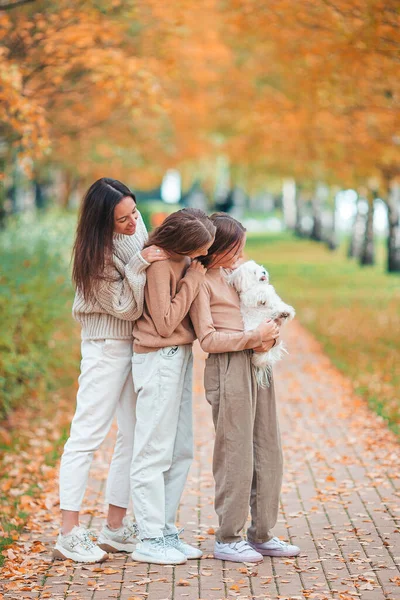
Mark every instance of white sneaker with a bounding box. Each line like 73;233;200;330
249;536;300;557
132;537;187;565
165;530;203;559
53;526;108;563
98;516;138;553
214;540;263;563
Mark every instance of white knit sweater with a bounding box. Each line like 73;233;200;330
72;213;150;340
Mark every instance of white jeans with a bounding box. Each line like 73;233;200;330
131;345;193;539
59;339;136;511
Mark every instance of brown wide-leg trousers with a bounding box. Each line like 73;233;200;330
204;350;283;544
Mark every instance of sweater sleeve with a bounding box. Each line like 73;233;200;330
145;261;205;338
189;284;263;353
94;252;149;321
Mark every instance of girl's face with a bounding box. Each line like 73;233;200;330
210;235;246;269
114;196;139;235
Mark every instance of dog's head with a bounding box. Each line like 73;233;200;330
228;260;270;294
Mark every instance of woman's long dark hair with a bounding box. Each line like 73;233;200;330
72;177;136;301
198;212;246;267
145;208;216;255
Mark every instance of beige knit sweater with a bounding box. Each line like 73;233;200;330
72;213;150;340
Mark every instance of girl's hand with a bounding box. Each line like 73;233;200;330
189;259;207;275
141;245;168;263
257;319;280;343
253;338;279;353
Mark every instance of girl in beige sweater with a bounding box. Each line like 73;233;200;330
190;213;300;563
55;178;167;563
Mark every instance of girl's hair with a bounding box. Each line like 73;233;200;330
145;208;216;254
72;177;136;301
198;212;246;267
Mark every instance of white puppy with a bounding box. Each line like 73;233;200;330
227;260;295;387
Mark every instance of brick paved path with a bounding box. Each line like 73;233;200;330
2;322;400;600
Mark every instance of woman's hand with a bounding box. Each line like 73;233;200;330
257;319;280;343
189;259;207;275
141;245;168;263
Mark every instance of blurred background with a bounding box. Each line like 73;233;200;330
0;0;399;458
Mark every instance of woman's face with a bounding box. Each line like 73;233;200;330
210;235;246;269
114;196;139;235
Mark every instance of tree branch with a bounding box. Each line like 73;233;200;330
0;0;36;10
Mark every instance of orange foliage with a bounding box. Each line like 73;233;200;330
1;0;399;188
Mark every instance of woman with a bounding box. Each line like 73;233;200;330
54;178;167;563
190;213;300;563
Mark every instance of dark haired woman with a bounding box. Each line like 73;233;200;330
54;178;167;563
130;208;215;565
190;213;300;563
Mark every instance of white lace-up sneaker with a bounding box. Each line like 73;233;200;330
214;539;263;563
249;536;300;557
165;529;203;559
132;536;187;565
53;526;108;563
98;516;138;553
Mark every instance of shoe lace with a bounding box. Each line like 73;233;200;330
165;528;184;548
71;529;96;550
122;520;139;540
149;536;167;551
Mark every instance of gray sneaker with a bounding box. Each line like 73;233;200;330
132;536;187;565
53;526;108;563
98;516;138;553
165;530;203;559
249;536;300;557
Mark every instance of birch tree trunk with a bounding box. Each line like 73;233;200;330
360;189;376;266
282;178;297;229
294;183;304;236
386;182;400;273
348;194;367;259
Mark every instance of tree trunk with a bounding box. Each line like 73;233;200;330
282;178;297;229
386;183;400;272
326;190;338;251
60;172;75;209
360;190;376;266
310;192;323;241
348;195;366;258
34;181;46;210
0;152;6;228
294;183;304;236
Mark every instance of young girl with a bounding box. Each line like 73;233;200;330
190;213;300;563
130;208;216;565
55;178;167;563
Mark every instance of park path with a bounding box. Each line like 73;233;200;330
1;321;400;600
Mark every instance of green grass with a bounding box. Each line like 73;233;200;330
246;232;400;436
0;210;77;417
0;210;79;565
